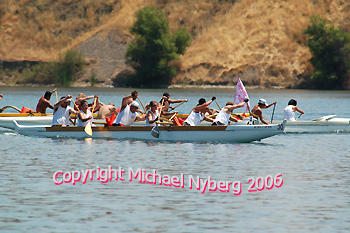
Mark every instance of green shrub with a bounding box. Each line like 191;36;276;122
124;6;191;87
19;50;85;86
303;15;350;89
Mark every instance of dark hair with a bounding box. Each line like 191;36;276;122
226;101;234;106
131;91;138;97
60;96;66;100
288;99;297;106
81;100;88;107
149;101;157;107
44;91;52;100
198;98;206;106
163;92;170;98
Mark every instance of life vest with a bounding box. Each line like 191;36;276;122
20;106;35;113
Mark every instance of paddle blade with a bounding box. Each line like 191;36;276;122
84;122;93;136
151;124;159;138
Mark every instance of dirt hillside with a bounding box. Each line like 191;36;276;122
1;0;349;87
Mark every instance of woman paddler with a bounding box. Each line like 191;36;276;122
182;97;216;126
77;95;99;127
145;101;160;127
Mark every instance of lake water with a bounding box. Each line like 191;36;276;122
1;87;350;232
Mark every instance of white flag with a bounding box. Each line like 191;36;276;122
234;78;250;111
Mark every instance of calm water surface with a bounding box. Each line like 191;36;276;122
0;87;350;232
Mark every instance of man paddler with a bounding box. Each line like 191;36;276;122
112;91;145;126
250;99;277;125
36;89;57;113
52;95;79;126
212;99;249;126
159;92;188;115
183;97;216;126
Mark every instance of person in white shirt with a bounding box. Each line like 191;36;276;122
212;98;249;126
77;97;99;127
284;99;304;121
52;95;79;126
183;97;216;126
113;101;145;126
145;101;159;127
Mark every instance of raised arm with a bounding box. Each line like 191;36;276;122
193;97;216;112
54;95;72;110
168;98;188;104
266;101;277;108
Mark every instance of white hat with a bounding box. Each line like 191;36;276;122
258;99;268;106
130;101;139;108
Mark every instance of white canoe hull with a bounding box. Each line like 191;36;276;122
13;120;286;143
281;118;350;133
0;116;53;129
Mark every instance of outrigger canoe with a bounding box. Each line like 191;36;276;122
13;120;286;143
276;115;350;133
0;113;53;129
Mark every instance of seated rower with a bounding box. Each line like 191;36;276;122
183;97;216;126
113;101;145;126
159;92;188;115
96;103;117;120
284;99;304;121
77;98;98;127
212;99;249;126
52;95;79;126
36;89;57;113
250;99;277;125
145;101;159;127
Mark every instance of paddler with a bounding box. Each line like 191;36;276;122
183;97;216;126
250;99;276;125
36;89;57;113
112;91;145;126
284;99;304;121
52;95;79;127
77;97;99;127
159;92;188;115
212;99;249;126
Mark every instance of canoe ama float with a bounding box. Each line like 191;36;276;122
13;120;286;143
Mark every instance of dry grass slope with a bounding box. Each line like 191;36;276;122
1;0;349;87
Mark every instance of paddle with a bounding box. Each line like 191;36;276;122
137;96;146;113
54;89;58;103
214;99;221;110
84;98;97;136
271;103;276;123
170;101;186;112
151;99;164;138
297;113;303;120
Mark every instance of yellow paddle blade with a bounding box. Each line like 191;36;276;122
84;122;92;136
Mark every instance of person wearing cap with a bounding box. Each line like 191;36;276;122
113;100;145;126
159;92;188;115
36;88;57;113
52;95;79;126
212;99;249;126
250;99;277;125
183;97;216;126
284;99;304;121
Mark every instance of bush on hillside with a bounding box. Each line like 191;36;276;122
18;50;85;87
303;15;350;89
123;6;191;87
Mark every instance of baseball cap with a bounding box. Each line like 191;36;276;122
130;101;139;108
258;99;268;106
